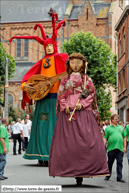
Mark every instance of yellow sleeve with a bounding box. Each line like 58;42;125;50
21;82;27;90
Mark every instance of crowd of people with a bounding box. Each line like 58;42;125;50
0;114;31;180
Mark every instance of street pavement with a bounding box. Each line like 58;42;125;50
0;141;129;193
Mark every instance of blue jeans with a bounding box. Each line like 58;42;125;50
0;154;6;177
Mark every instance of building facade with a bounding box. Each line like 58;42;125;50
115;5;129;123
0;0;126;115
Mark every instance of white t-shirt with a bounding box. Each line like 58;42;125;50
103;125;108;131
13;122;23;134
22;124;30;137
21;119;32;129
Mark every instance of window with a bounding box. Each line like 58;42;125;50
119;40;121;58
119;73;121;93
8;94;13;104
123;33;125;53
123;69;125;89
24;39;29;57
16;39;21;57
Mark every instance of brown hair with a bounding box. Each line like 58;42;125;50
111;114;119;120
66;53;87;79
2;118;8;124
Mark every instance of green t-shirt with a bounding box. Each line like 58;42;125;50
0;124;9;154
103;124;126;152
125;125;129;142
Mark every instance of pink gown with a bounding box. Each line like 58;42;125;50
49;73;109;177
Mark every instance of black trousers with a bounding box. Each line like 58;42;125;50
13;134;21;154
108;149;124;180
24;137;28;149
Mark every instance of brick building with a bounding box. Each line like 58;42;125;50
0;0;126;115
115;5;129;123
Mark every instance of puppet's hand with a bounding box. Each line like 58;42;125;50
76;103;82;110
23;83;36;94
65;106;70;114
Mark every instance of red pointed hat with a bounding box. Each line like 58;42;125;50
33;13;66;56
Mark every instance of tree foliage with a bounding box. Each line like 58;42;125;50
0;42;16;102
62;31;116;121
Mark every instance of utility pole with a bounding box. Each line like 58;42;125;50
4;58;8;119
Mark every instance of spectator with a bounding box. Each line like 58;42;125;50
21;114;31;129
103;114;127;183
10;121;14;140
119;121;124;128
103;120;110;131
21;114;31;150
0;118;9;180
22;118;31;151
101;120;110;138
13;118;24;155
125;123;129;165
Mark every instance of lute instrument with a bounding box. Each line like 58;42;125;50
26;71;67;100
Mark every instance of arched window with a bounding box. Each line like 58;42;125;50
8;94;13;104
24;39;29;57
16;39;21;57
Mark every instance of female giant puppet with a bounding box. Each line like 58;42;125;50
49;53;110;185
9;13;68;165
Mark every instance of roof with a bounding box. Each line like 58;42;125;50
115;5;129;31
9;61;35;82
92;3;111;18
1;0;69;23
67;0;111;20
69;5;83;19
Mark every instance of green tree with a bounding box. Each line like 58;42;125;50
0;42;16;102
9;105;17;122
62;31;116;121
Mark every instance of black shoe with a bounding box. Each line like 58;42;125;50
44;161;49;167
3;176;8;179
105;176;110;180
13;153;17;155
18;152;21;154
75;177;83;186
0;176;5;180
117;178;125;183
76;182;82;186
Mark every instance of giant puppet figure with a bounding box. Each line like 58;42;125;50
9;13;68;164
49;53;110;185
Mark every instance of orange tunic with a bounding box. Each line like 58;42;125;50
21;56;60;93
40;56;60;93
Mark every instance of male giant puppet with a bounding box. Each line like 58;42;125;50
9;13;68;165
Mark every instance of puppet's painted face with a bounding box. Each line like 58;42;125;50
70;58;83;72
46;44;54;55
